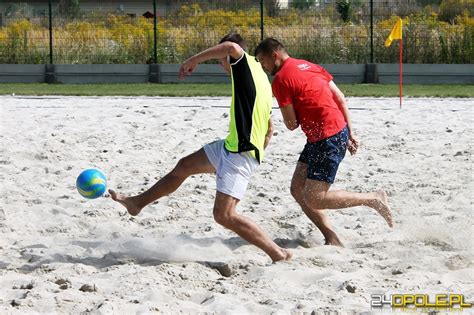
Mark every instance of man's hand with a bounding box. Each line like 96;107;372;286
178;42;243;80
179;58;197;79
348;133;359;155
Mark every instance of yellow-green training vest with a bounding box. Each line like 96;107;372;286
225;52;272;163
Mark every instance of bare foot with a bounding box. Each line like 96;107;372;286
370;190;393;228
109;189;143;216
272;248;293;263
325;237;344;247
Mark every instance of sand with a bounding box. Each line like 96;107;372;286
0;95;472;314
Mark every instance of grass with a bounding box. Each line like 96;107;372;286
0;83;472;98
340;84;474;98
0;83;232;97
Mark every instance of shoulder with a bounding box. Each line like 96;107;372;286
307;62;328;73
312;64;333;80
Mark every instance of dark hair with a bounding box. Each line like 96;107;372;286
254;38;285;56
219;33;247;50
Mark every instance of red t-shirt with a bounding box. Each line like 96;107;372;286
272;57;347;143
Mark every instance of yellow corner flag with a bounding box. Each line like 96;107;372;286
385;18;403;47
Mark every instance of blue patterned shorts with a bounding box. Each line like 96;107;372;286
298;127;348;184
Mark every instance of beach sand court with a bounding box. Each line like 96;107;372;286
0;96;472;313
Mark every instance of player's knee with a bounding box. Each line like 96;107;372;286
175;157;193;176
213;209;234;227
290;183;304;202
303;189;326;207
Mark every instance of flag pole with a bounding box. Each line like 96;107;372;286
399;38;403;109
384;17;403;108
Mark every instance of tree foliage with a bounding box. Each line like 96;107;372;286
291;0;316;10
336;0;351;22
58;0;81;18
439;0;473;23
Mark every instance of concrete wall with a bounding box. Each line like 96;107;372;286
0;64;473;85
0;64;45;83
158;64;367;84
377;64;474;84
55;64;149;84
322;64;366;84
158;64;230;84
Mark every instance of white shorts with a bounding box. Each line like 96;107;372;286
203;140;259;200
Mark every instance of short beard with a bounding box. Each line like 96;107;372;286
270;66;278;76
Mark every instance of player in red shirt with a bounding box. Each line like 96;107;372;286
255;38;393;246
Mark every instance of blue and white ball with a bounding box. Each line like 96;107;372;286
76;169;107;199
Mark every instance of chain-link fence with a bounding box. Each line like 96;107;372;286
0;0;472;64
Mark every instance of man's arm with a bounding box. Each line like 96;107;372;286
263;117;274;149
280;105;299;131
179;42;243;79
328;80;358;155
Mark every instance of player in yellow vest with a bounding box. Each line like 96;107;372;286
110;33;292;262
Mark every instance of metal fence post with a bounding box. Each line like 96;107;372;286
370;0;374;63
45;0;56;83
153;0;157;63
260;0;264;41
150;0;160;83
48;0;53;64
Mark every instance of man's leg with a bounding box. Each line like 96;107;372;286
290;162;343;246
213;191;292;263
109;148;215;216
303;180;393;227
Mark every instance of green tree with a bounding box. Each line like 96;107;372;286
416;0;442;5
58;0;81;18
439;0;473;23
336;0;351;22
5;3;33;18
266;0;281;17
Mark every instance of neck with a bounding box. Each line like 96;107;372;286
275;53;290;73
